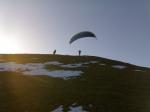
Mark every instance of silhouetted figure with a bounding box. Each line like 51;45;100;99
78;50;81;56
53;50;56;55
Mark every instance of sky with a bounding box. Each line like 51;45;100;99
0;0;150;67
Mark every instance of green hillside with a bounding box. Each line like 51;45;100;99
0;54;150;112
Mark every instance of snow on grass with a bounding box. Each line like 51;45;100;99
69;106;88;112
134;69;143;72
83;61;99;65
112;65;126;69
45;61;100;68
45;61;89;68
0;62;82;79
45;61;87;68
61;63;83;68
51;105;63;112
24;70;82;79
0;62;28;71
0;60;101;79
45;61;62;65
51;105;88;112
60;61;100;68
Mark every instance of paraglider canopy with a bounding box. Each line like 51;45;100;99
69;31;97;44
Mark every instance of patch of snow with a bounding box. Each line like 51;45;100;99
0;62;45;72
26;63;43;67
79;61;99;65
44;61;99;68
0;62;82;79
51;105;63;112
51;105;88;112
69;106;88;112
0;68;4;70
82;62;89;65
0;62;27;71
24;70;82;79
72;103;77;106
61;63;83;68
45;61;62;65
134;69;143;72
112;65;126;69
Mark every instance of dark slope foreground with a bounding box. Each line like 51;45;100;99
0;54;150;112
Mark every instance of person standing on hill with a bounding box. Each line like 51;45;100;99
53;49;56;55
78;50;81;56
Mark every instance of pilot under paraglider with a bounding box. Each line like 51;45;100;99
69;31;97;56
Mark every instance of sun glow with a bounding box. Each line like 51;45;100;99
0;35;23;54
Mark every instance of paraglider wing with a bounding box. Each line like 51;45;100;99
69;31;96;44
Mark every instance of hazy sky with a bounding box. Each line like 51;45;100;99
0;0;150;67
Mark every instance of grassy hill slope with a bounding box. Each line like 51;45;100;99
0;54;150;112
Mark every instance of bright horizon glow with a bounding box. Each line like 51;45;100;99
0;33;23;54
